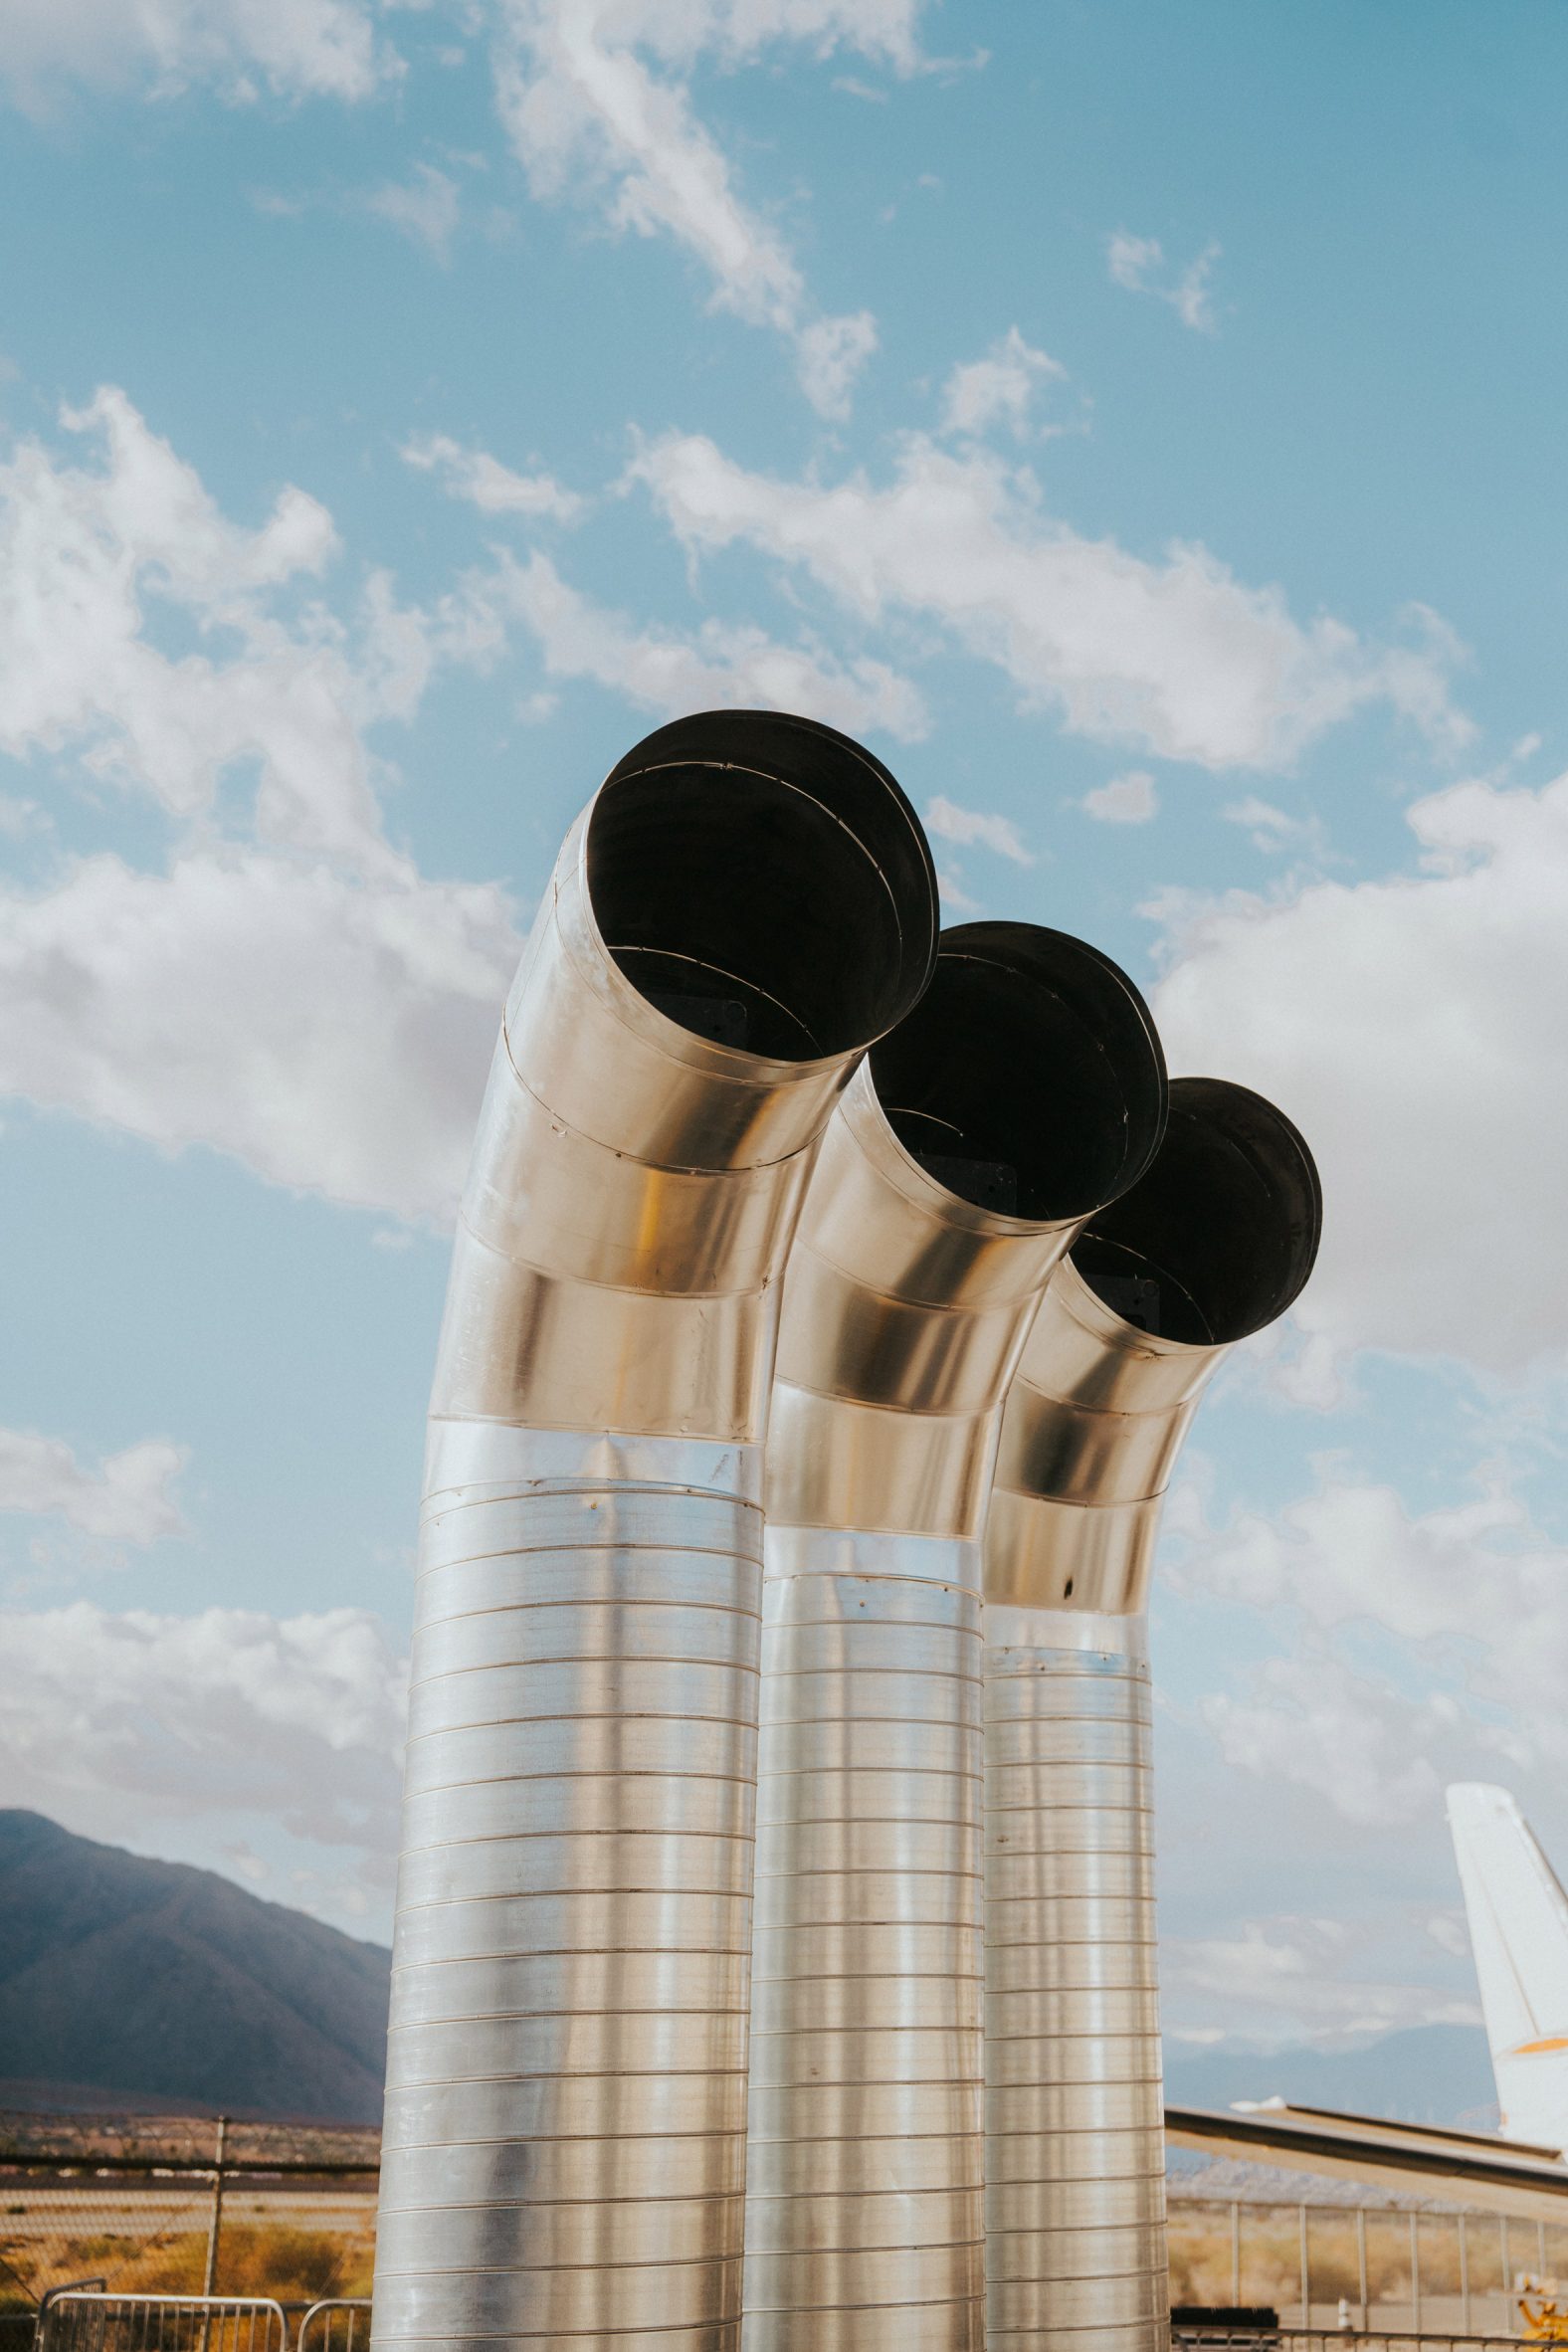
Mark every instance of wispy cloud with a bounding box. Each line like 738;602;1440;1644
364;163;461;261
631;430;1470;772
1153;764;1568;1372
489;546;927;741
1108;230;1222;332
0;0;391;109
940;325;1066;441
0;1430;188;1547
1082;769;1158;824
490;0;927;414
0;1599;406;1928
925;793;1033;864
401;432;582;521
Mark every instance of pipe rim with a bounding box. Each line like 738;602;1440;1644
866;920;1169;1226
1069;1074;1321;1346
584;710;938;1067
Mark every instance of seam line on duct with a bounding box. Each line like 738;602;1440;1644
392;2011;750;2029
405;1709;763;1740
740;2286;983;2316
453;1201;781;1303
400;1827;757;1856
394;1895;754;1919
406;1768;760;1795
382;2134;751;2155
419;1594;765;1624
410;1657;761;1692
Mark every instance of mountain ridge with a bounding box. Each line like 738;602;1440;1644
0;1811;390;2124
1165;2022;1497;2130
0;1811;1497;2137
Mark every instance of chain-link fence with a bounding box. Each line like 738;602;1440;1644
0;2140;375;2351
1169;2199;1568;2334
8;2126;1568;2346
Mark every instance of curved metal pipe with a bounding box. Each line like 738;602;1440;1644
745;923;1166;2352
371;711;937;2352
982;1078;1321;2352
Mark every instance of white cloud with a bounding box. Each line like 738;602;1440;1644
924;792;1032;865
1171;1458;1568;1782
940;325;1065;440
1083;768;1157;824
1152;766;1568;1371
491;544;928;738
795;309;879;422
0;1600;406;1911
631;429;1469;771
364;162;461;260
0;1429;188;1546
0;848;515;1221
0;386;939;1220
0;0;388;108
1222;792;1322;854
1199;1654;1449;1829
0;387;539;1218
490;0;925;411
1163;1912;1479;2042
0;386;428;875
401;432;583;521
1108;229;1221;332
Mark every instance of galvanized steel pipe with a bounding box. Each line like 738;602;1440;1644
745;924;1166;2352
371;711;937;2352
983;1078;1321;2352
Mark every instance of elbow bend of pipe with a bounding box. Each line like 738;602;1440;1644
767;921;1168;1541
439;709;940;1445
985;1076;1321;1610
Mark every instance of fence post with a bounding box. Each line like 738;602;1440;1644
1356;2204;1368;2326
1231;2201;1241;2304
203;2115;230;2297
1298;2201;1309;2326
1409;2209;1421;2332
1459;2208;1470;2332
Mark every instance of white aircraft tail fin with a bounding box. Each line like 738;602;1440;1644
1448;1782;1568;2153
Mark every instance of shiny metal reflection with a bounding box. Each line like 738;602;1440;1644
746;925;1166;2352
371;711;937;2352
982;1078;1321;2352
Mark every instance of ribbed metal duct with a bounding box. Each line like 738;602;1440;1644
370;711;937;2352
982;1077;1321;2352
744;923;1167;2352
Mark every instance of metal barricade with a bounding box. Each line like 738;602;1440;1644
1174;2329;1530;2350
34;2292;290;2351
294;2304;370;2352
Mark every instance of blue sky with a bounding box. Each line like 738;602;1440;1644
4;0;1568;2054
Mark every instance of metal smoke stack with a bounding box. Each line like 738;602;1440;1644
744;923;1166;2352
982;1077;1321;2352
371;711;937;2352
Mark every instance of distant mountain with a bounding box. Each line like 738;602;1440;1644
0;1812;390;2124
0;1809;1499;2140
1164;2023;1498;2131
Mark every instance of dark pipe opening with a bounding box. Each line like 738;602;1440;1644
868;921;1168;1222
588;710;938;1062
1071;1076;1321;1344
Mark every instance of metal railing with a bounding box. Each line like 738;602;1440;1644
293;2306;368;2352
1173;2334;1528;2350
34;2293;290;2351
